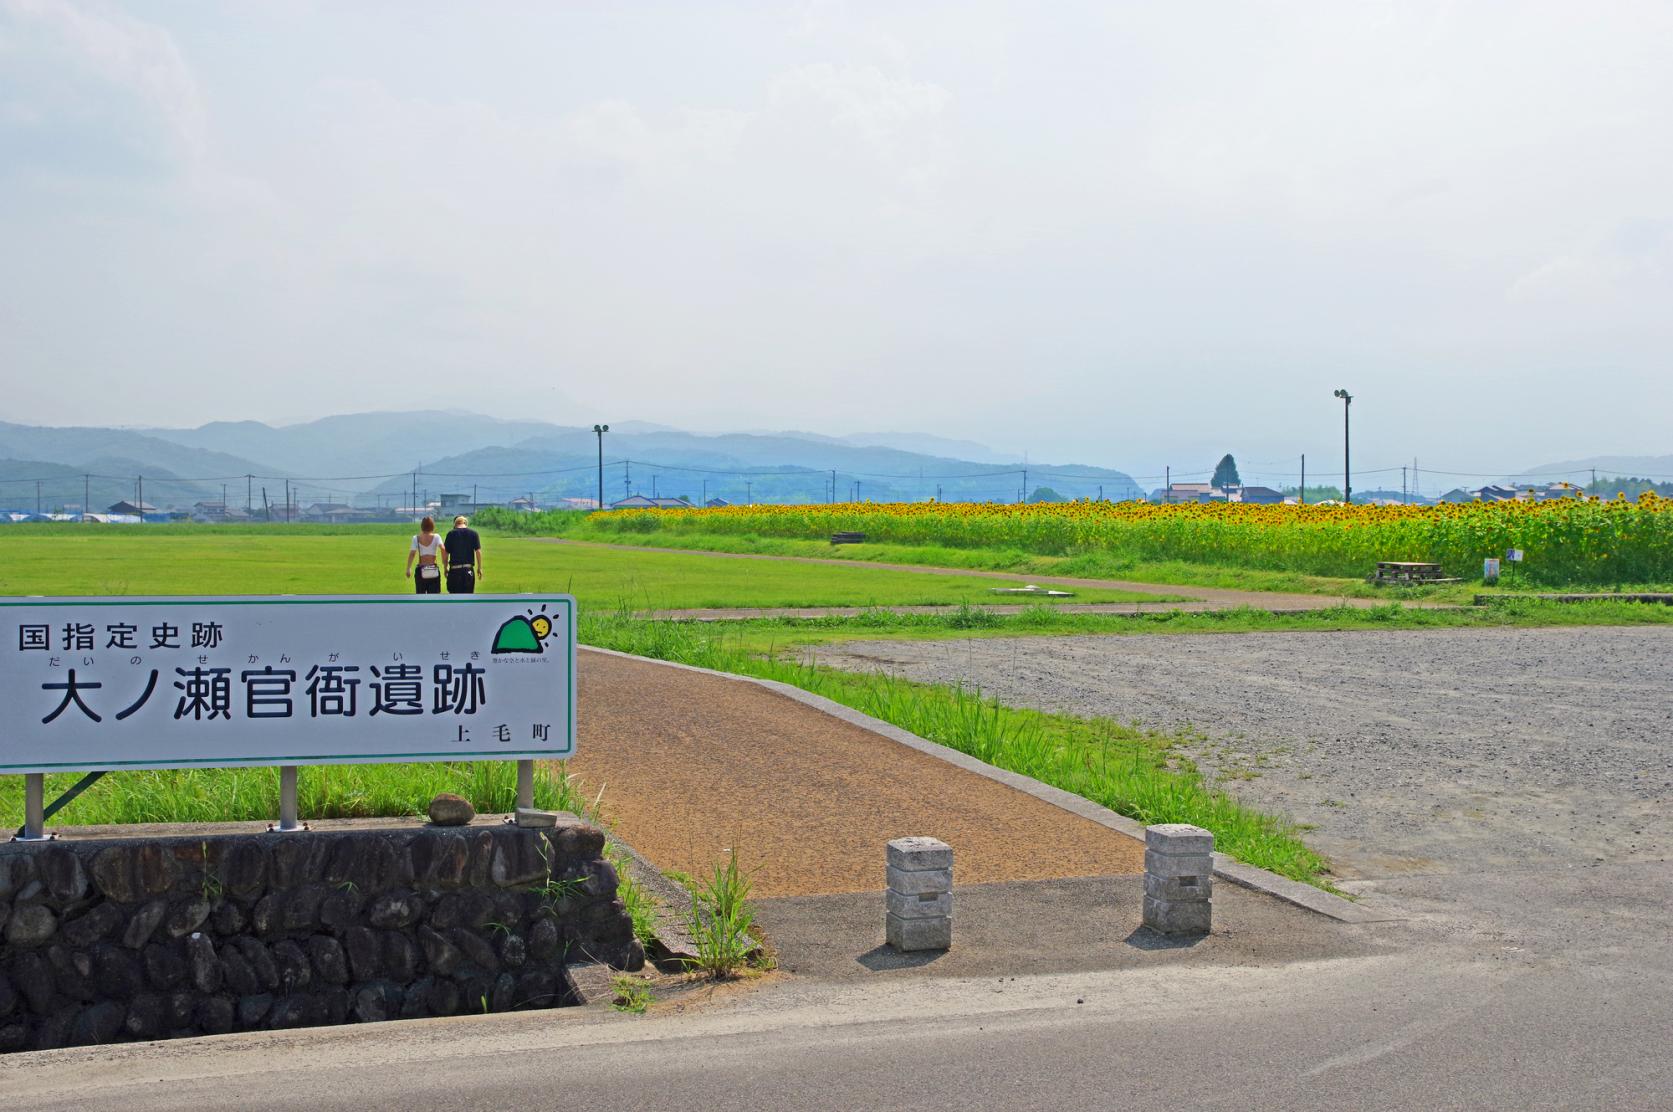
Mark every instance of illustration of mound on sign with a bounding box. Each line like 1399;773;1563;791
492;607;555;654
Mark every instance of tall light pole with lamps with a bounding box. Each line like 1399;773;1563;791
592;424;609;510
1332;389;1353;504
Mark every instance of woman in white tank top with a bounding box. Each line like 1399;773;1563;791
406;515;443;594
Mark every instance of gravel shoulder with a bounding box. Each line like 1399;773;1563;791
814;627;1673;880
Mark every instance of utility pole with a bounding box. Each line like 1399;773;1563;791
1402;466;1407;505
624;460;632;500
746;480;753;506
1333;388;1353;504
84;474;89;521
1165;466;1170;504
831;470;836;504
592;425;608;509
1300;455;1306;505
247;475;253;516
1022;468;1028;504
284;479;290;523
854;480;860;503
701;479;707;506
36;480;41;515
411;472;418;520
652;475;658;499
222;483;228;515
137;475;144;523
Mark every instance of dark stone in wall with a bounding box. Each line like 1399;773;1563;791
144;942;186;991
124;992;165;1039
60;903;123;948
217;842;269;901
197;994;235;1035
221;948;261;997
122;899;167;949
272;940;313;993
70;1000;124;1046
6;905;56;948
308;936;348;985
382;933;419;983
0;817;629;1052
186;934;222;995
38;847;89;905
210;900;245;936
166;896;212;939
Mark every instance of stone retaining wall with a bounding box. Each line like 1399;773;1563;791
0;815;642;1052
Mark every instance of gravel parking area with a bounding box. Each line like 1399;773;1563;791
816;627;1673;879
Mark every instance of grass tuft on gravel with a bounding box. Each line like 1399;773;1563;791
581;614;1332;887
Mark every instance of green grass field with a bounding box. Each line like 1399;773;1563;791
7;522;1665;888
486;520;1673;603
475;525;1463;600
0;526;1164;609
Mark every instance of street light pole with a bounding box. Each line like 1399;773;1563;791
592;424;609;509
1333;389;1353;504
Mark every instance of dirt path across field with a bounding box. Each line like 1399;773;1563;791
568;648;1144;897
533;536;1447;614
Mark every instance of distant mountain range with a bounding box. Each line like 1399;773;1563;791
0;412;1137;512
1509;455;1673;484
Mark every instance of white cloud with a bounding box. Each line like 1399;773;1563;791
2;0;207;163
1;1;1671;470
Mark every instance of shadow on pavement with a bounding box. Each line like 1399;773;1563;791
754;874;1391;981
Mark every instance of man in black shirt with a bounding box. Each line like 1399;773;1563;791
443;515;483;594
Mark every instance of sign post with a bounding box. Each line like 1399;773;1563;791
20;774;46;841
2;595;577;838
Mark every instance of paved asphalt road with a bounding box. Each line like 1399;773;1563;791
7;857;1670;1112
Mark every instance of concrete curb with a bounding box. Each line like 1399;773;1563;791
582;646;1392;925
603;832;700;966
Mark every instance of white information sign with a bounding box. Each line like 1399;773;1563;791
0;595;576;775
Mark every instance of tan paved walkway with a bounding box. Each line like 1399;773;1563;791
568;649;1144;897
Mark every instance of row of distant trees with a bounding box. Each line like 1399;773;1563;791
1584;476;1673;499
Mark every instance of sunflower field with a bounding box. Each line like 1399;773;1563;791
571;495;1673;586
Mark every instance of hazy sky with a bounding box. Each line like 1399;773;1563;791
2;1;1670;488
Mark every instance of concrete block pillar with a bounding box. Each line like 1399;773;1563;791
1143;823;1213;935
886;836;953;952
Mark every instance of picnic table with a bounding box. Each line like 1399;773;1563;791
830;532;867;545
1371;561;1459;585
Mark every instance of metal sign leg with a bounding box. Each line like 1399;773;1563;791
17;774;50;841
272;765;307;833
516;759;534;811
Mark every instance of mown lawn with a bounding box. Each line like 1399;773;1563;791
0;527;1162;609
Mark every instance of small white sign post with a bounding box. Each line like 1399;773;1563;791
2;595;577;838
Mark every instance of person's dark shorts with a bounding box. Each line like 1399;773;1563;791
447;568;476;594
415;565;441;594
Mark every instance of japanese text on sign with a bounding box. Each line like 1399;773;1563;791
0;595;576;774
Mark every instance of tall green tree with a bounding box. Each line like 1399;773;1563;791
1212;454;1241;489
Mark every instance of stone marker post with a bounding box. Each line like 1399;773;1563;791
886;836;953;952
1143;823;1214;935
